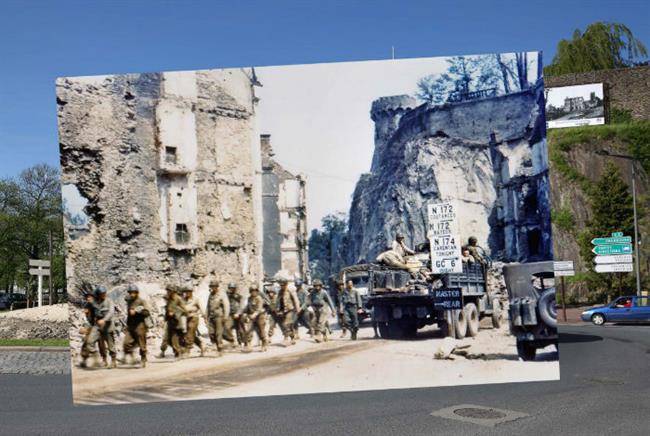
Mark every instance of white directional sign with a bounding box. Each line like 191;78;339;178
28;259;50;307
555;270;575;277
594;263;634;273
427;201;462;274
554;261;575;276
29;259;51;268
594;254;633;265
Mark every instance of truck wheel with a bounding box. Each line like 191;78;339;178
491;299;503;329
516;341;537;361
388;322;407;339
453;309;467;339
538;289;557;328
403;321;418;338
464;303;480;337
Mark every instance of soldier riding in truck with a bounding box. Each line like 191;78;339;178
338;237;505;340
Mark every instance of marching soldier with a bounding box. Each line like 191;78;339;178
121;284;151;368
340;280;363;340
182;286;206;357
241;284;268;352
206;280;229;356
80;292;107;368
307;279;336;343
159;284;186;359
277;278;301;346
224;283;244;349
80;286;117;368
293;279;313;338
265;284;280;340
332;280;349;338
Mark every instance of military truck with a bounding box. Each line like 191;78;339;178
503;262;557;361
339;255;504;339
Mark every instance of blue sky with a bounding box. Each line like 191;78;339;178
1;0;648;178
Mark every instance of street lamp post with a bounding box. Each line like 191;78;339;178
596;149;643;296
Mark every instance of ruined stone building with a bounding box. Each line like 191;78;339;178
58;68;264;308
347;82;552;264
563;96;585;112
260;134;309;281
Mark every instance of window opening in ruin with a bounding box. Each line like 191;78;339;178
165;146;178;164
524;192;538;216
527;229;541;256
175;223;189;245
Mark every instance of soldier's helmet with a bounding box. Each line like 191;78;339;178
295;278;303;286
468;236;478;245
278;278;288;285
249;284;259;293
126;283;139;293
209;280;219;288
396;232;404;240
227;282;237;291
312;279;323;287
183;285;194;293
94;285;107;297
165;283;177;293
267;285;277;294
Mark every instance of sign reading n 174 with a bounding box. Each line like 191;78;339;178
427;202;462;274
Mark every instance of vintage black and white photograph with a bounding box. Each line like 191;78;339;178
545;83;605;128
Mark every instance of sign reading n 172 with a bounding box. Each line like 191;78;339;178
427;202;462;274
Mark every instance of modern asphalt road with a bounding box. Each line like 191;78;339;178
1;324;648;436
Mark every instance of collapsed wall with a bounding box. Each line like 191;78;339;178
347;83;552;264
260;134;309;281
57;69;262;331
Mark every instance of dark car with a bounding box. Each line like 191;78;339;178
581;296;650;325
0;292;28;311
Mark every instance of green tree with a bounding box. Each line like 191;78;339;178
308;212;348;282
545;22;648;76
577;163;635;300
0;164;66;303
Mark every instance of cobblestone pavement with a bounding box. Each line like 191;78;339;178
0;350;70;375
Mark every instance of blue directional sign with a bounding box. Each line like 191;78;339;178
592;244;633;255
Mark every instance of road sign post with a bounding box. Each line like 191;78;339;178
554;261;574;323
591;233;634;278
28;259;50;307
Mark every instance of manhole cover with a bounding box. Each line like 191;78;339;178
454;407;507;419
431;404;529;427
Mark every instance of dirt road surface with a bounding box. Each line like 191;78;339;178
73;321;559;405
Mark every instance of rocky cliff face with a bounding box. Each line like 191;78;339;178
347;84;552;264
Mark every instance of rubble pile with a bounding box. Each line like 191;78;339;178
0;304;70;340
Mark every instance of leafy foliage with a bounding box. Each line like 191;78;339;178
549;122;650;302
416;53;539;104
545;22;648;76
609;107;633;124
308;212;349;282
576;164;636;299
0;164;66;302
551;207;576;234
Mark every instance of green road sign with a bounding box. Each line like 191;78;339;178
591;236;632;245
612;232;623;237
592;244;633;255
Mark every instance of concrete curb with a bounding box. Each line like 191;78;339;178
0;346;69;352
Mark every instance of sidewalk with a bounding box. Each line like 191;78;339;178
0;348;71;375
